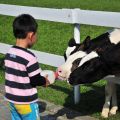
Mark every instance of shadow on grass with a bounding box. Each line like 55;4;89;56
46;84;105;119
38;83;120;120
0;57;5;71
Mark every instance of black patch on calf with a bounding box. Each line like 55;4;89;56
69;57;109;85
70;36;91;55
64;53;67;61
85;32;112;53
100;42;120;74
79;36;91;51
71;58;82;72
68;38;80;47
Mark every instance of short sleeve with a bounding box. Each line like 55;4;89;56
26;57;42;77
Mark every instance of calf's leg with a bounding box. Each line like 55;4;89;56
109;83;118;115
101;81;112;118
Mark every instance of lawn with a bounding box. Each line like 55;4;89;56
0;0;120;120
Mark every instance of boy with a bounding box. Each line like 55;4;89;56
4;14;52;120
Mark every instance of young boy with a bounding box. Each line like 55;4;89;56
4;14;52;120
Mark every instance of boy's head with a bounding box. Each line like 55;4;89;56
13;14;38;48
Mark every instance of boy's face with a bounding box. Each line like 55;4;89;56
27;32;37;48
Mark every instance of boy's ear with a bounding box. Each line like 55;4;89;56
27;32;34;40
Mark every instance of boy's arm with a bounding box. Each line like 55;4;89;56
29;73;50;87
27;57;50;87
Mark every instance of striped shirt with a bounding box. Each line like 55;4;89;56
5;46;46;104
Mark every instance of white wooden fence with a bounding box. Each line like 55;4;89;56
0;4;120;104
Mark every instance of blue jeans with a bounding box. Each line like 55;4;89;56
9;102;40;120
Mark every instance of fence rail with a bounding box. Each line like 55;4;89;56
0;43;64;67
0;4;120;27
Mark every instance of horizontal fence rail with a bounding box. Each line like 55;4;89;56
0;4;73;23
0;43;65;67
72;9;120;27
0;4;120;27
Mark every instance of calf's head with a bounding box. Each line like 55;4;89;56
68;55;108;85
58;51;87;80
58;36;91;80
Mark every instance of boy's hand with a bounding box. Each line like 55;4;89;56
44;75;50;87
41;70;56;87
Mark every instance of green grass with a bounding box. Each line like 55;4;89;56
0;0;120;12
0;0;120;119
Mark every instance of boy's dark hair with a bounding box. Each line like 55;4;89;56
13;14;38;39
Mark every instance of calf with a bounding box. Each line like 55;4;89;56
69;42;120;85
69;43;120;118
58;28;120;118
58;29;120;80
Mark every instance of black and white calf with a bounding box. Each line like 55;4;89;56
69;42;120;84
58;29;120;80
69;42;120;118
57;28;120;118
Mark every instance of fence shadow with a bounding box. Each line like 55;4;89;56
39;84;120;119
48;83;106;119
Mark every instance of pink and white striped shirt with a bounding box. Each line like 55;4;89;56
5;46;45;104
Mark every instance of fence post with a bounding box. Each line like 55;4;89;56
73;23;80;104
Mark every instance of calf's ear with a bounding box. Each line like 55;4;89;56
68;38;76;47
77;36;91;51
83;36;91;47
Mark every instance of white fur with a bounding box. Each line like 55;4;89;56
79;51;99;67
58;51;87;79
109;28;120;44
65;46;76;59
66;51;87;63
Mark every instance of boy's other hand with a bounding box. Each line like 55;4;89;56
45;74;50;87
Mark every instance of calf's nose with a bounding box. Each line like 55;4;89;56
57;67;62;74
